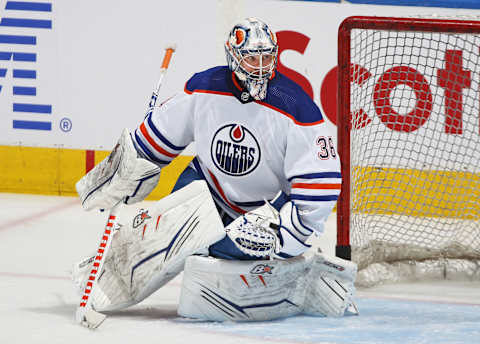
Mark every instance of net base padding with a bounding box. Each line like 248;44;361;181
353;241;480;286
353;240;480;270
356;257;480;288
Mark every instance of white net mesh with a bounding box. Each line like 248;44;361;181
345;19;480;286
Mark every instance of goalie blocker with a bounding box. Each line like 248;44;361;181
76;129;161;211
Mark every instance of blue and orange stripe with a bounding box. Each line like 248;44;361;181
207;169;247;214
139;122;179;159
134;130;170;165
291;182;341;190
145;113;187;151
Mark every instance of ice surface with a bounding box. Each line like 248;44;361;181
0;193;478;344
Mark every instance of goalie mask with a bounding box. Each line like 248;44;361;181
225;17;278;100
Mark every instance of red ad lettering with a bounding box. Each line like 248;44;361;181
437;50;471;134
374;66;433;133
276;31;314;100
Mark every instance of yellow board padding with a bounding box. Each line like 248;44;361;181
94;150;110;165
0;145;84;195
0;145;193;199
147;155;194;200
352;166;480;219
3;145;478;219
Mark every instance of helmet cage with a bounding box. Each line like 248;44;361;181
225;19;278;87
233;48;277;82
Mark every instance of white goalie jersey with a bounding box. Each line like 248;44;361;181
132;66;341;235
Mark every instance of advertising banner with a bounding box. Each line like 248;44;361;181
1;0;479;196
1;0;478;150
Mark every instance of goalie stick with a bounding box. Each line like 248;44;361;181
148;45;176;109
75;45;176;329
75;205;121;328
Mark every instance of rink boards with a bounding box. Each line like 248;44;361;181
0;145;193;199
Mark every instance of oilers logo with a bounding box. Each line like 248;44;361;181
211;124;261;176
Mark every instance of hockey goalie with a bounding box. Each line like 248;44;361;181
72;17;358;326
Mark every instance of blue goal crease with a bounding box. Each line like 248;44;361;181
180;297;480;344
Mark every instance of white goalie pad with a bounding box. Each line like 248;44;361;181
76;129;161;211
303;250;358;317
178;255;307;321
72;180;226;312
178;251;359;321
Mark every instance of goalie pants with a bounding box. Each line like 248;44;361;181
173;157;289;261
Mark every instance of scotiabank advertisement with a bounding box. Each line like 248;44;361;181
0;0;478;150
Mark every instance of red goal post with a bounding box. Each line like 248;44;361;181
336;16;480;286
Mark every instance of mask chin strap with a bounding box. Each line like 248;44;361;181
234;71;269;101
246;78;268;100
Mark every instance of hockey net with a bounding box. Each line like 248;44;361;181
337;16;480;287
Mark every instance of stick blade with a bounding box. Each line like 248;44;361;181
76;307;107;329
344;301;360;316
